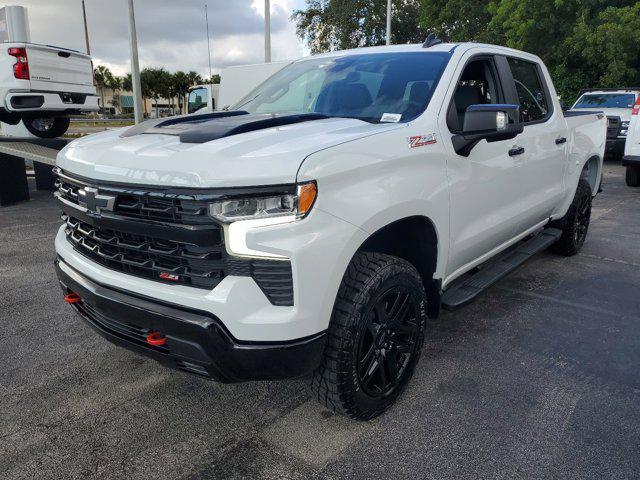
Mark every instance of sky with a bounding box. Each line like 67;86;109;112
10;0;309;76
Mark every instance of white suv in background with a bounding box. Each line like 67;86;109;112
570;89;639;160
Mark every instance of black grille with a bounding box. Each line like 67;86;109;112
607;116;621;138
56;178;212;224
55;170;295;305
65;215;225;289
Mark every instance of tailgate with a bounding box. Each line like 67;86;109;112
26;44;94;90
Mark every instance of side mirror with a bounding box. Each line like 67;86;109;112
452;104;523;156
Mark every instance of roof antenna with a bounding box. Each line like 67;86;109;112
423;32;442;48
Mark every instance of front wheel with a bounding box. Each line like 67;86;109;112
309;252;427;420
551;178;592;256
626;165;640;187
23;116;70;138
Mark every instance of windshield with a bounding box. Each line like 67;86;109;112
233;52;450;123
574;93;636;109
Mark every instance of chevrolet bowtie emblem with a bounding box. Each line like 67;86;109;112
77;187;115;214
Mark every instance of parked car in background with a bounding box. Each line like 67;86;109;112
0;42;98;137
622;96;640;186
54;42;604;420
570;89;639;160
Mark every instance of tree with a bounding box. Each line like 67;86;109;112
293;0;426;54
186;71;203;87
141;68;172;117
93;65;114;112
203;74;221;84
419;0;492;43
416;0;640;102
172;71;191;114
107;76;123;112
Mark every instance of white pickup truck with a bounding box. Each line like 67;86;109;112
0;42;98;137
623;95;640;186
570;88;639;160
53;41;604;420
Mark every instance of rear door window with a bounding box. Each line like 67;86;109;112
507;58;550;123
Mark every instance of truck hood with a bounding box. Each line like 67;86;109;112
56;117;402;188
571;107;632;122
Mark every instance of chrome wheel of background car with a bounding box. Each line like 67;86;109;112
357;287;420;398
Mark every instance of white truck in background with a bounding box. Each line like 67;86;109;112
0;43;98;137
186;61;289;114
623;95;640;186
0;5;98;138
570;88;640;160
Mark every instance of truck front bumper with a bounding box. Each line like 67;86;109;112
55;258;326;382
5;91;99;113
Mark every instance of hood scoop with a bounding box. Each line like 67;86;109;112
120;111;329;144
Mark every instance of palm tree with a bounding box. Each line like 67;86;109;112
172;71;191;114
107;76;123;113
93;65;114;113
186;71;203;88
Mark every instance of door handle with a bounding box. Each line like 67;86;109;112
555;137;567;145
508;146;525;156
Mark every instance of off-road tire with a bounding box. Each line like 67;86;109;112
23;116;70;138
626;165;640;187
309;252;427;420
551;178;592;256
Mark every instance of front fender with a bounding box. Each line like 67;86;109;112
298;126;450;280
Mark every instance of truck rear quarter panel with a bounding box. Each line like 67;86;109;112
555;113;606;217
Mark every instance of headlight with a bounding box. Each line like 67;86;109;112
209;182;317;223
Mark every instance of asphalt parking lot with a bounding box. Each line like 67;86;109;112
1;160;639;480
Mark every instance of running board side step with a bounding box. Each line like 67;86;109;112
441;228;562;310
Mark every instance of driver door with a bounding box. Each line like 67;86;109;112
442;54;524;280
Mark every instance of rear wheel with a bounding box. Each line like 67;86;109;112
309;252;427;420
626;165;640;187
551;178;592;256
23;116;70;138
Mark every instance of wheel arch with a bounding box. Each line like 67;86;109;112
581;154;601;195
357;215;442;318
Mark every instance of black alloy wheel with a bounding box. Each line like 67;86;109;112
357;287;421;398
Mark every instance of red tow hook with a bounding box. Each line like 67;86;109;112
64;292;81;304
146;331;167;347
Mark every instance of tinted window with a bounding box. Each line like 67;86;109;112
234;52;450;123
448;58;502;132
508;58;549;123
573;93;636;109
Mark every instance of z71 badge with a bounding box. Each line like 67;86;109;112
408;134;437;148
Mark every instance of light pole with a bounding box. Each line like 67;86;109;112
126;0;143;124
386;0;392;45
81;0;90;55
205;4;213;80
264;0;271;62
